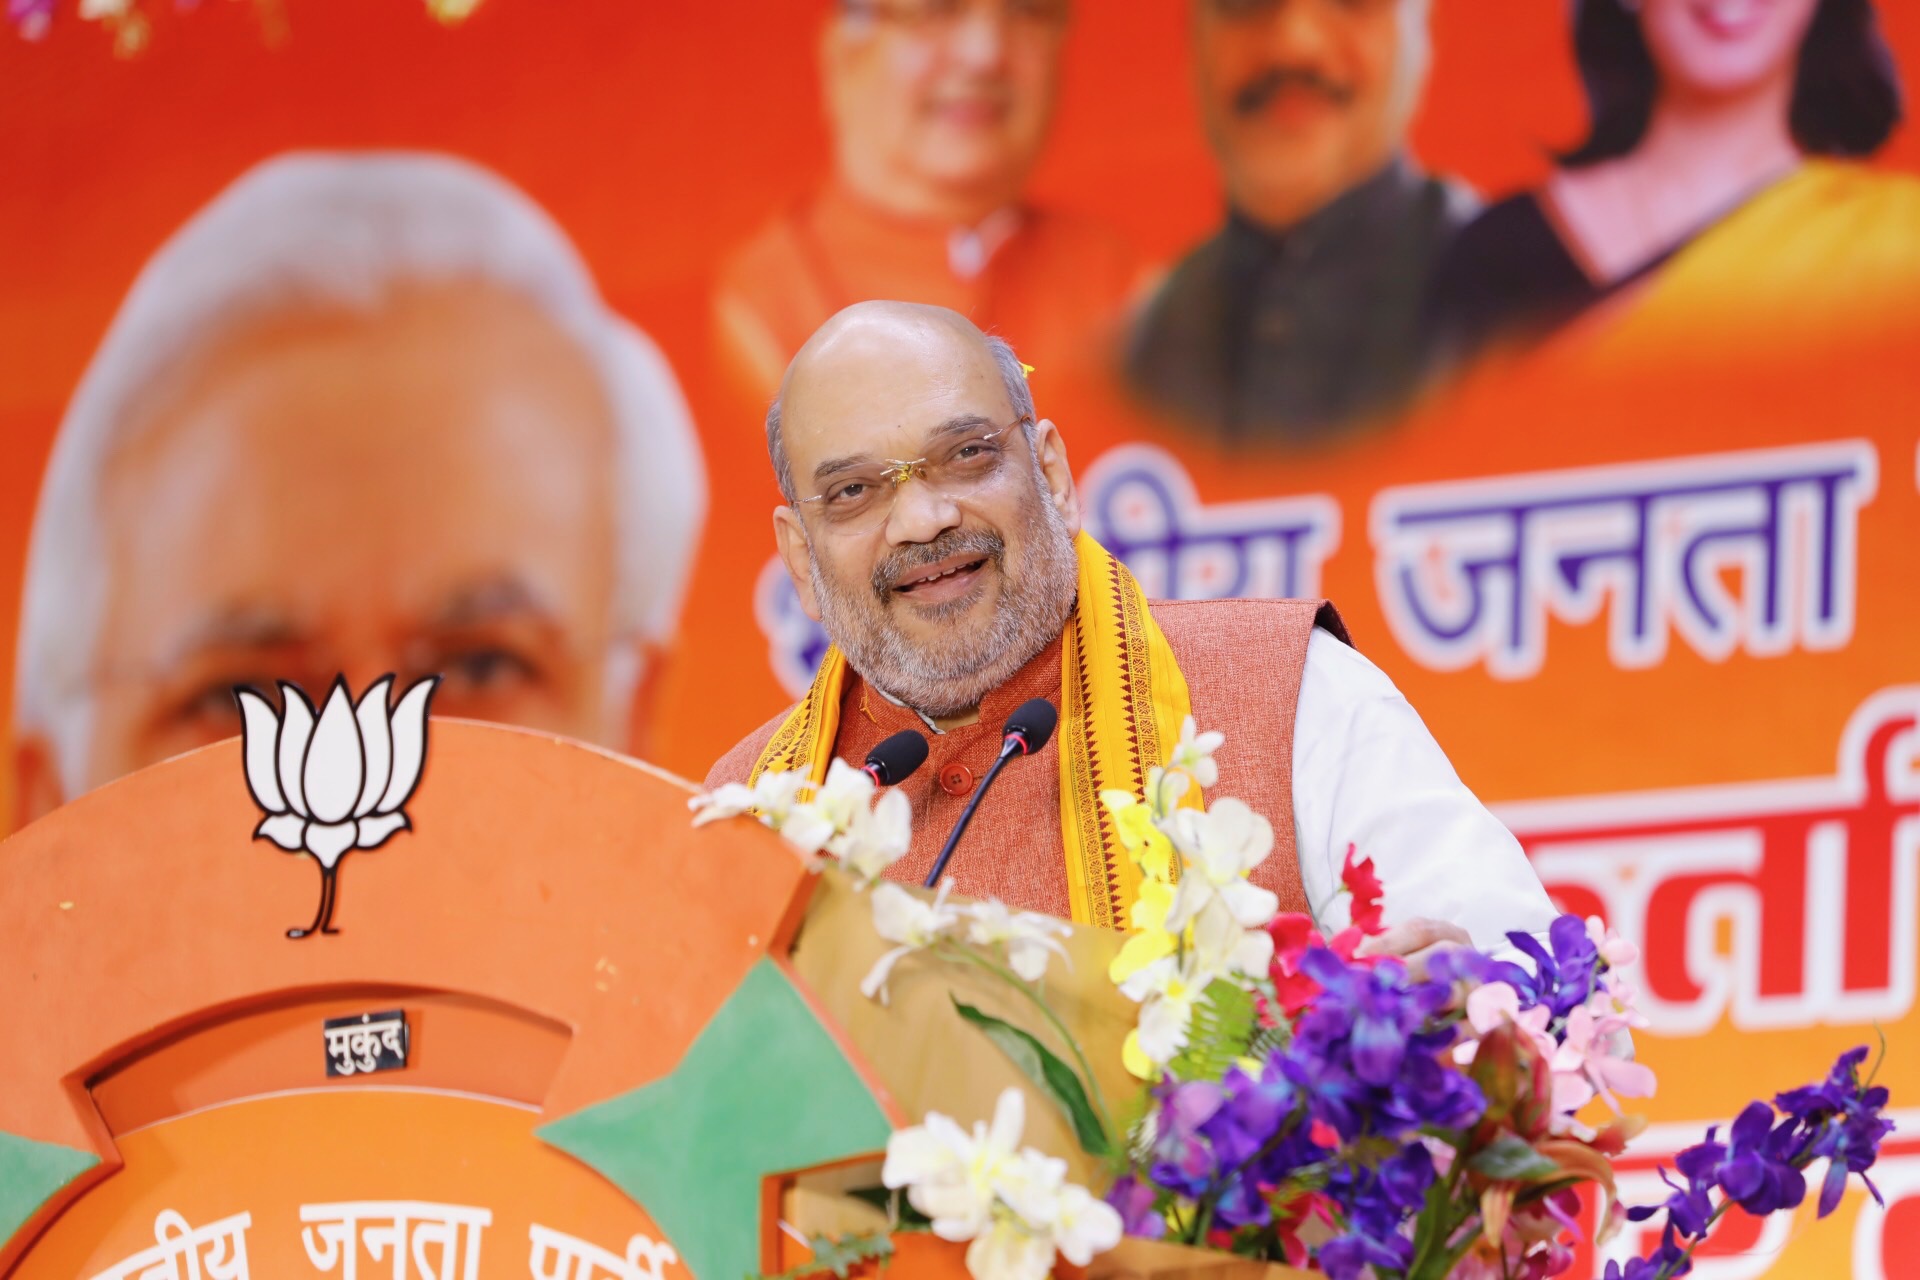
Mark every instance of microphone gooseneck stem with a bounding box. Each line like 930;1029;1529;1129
923;740;1020;889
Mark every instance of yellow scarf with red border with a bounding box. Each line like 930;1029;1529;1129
748;531;1198;927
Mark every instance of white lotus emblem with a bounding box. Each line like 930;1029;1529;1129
237;675;438;938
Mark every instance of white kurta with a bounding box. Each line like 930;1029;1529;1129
1290;629;1559;956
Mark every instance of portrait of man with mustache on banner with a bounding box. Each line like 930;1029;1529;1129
1125;0;1470;446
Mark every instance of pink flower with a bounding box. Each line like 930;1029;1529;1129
1589;970;1651;1027
1456;982;1556;1065
1586;915;1638;968
1551;1005;1657;1115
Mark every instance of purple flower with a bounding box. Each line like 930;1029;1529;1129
1318;1231;1410;1280
1105;1174;1165;1240
1712;1102;1806;1216
1282;948;1484;1143
1148;1078;1225;1199
1508;914;1602;1020
1197;1062;1325;1229
1631;1131;1722;1238
1775;1045;1895;1216
1426;945;1533;992
1318;1145;1435;1280
1298;950;1441;1084
1618;1047;1894;1280
1202;1061;1297;1170
1389;1042;1487;1132
1603;1224;1693;1279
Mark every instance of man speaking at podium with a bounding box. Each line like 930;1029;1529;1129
710;302;1553;955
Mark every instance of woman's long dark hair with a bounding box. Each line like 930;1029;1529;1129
1561;0;1904;167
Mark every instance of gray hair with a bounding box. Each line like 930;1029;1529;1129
15;150;707;794
765;332;1036;503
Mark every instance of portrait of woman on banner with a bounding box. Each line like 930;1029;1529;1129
1425;0;1918;367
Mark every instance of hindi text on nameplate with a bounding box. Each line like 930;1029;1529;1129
323;1009;411;1078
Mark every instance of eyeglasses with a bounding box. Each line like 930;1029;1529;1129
794;417;1033;535
841;0;1071;33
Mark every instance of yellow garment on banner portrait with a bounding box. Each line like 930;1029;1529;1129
749;531;1200;928
1592;160;1920;358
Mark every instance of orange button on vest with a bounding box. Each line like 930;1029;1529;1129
937;761;974;797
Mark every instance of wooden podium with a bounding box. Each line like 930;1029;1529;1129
0;719;923;1280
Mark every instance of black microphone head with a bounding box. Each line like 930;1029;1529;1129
1003;698;1058;756
864;728;930;785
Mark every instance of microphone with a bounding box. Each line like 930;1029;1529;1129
862;729;929;787
1000;698;1058;759
924;698;1057;888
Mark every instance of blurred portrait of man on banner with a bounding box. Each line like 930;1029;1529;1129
8;150;707;826
1428;0;1917;368
1125;0;1470;445
712;0;1141;405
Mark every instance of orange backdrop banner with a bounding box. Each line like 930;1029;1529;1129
2;3;1918;1277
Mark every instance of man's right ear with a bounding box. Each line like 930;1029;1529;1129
772;505;824;623
11;733;68;831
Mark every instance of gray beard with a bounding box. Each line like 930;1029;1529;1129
809;477;1079;720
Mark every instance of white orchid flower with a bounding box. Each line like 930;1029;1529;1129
1165;870;1280;944
1119;949;1216;1066
772;758;883;857
885;1090;1120;1280
1165;716;1226;790
965;1217;1056;1280
997;1147;1069;1233
861;881;962;1004
831;787;913;886
964;899;1072;982
1160;798;1278;934
687;768;806;828
1188;893;1275;980
781;758;876;852
1164;797;1275;884
883;1086;1028;1241
238;676;436;938
882;1110;996;1241
690;759;910;884
1050;1183;1124;1266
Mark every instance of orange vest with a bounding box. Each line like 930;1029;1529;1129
707;597;1343;922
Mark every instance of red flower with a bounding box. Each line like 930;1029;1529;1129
1267;905;1390;1019
1267;912;1326;1016
1341;843;1386;936
1268;1188;1338;1269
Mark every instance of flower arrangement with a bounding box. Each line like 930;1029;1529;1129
691;724;1896;1280
7;0;479;55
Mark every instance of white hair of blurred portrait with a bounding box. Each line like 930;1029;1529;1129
15;150;706;796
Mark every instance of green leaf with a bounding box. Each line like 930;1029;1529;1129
1168;979;1258;1082
1468;1134;1564;1183
951;998;1111;1157
751;1229;898;1280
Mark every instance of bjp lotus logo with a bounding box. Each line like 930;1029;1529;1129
236;676;438;939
